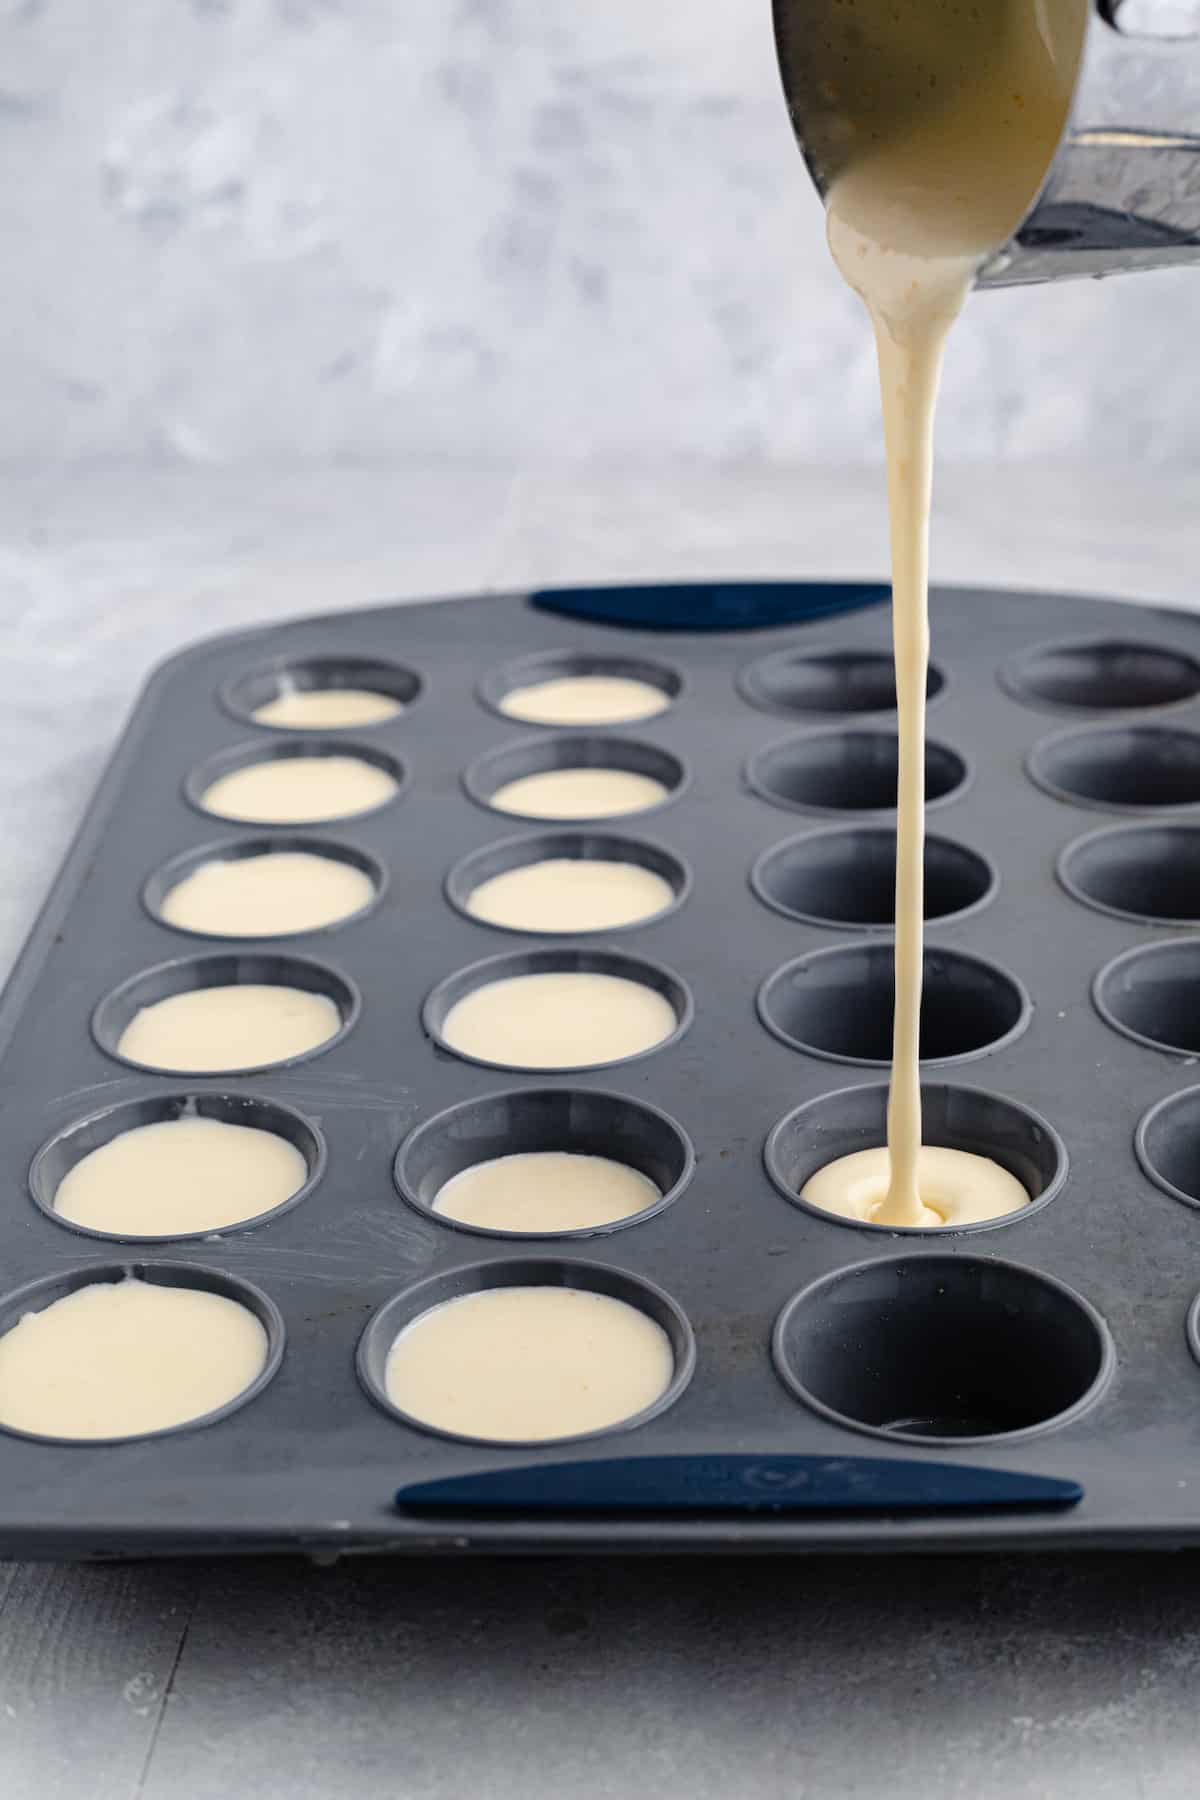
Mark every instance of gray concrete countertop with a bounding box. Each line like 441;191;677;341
2;461;1200;1799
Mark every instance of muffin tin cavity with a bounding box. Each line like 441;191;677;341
463;734;687;820
746;729;967;816
30;1093;325;1243
758;943;1030;1066
1059;823;1200;926
0;1262;285;1446
222;657;421;729
739;648;945;719
765;1081;1066;1234
446;832;689;936
395;1088;692;1240
424;947;692;1073
144;838;385;939
752;827;995;929
1136;1086;1200;1213
479;651;682;726
1000;638;1200;714
1028;723;1200;813
772;1255;1112;1444
356;1259;695;1445
186;739;407;824
93;953;359;1075
1094;938;1200;1056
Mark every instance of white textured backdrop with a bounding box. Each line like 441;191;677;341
2;0;1197;466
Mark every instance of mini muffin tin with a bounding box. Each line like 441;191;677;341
6;582;1200;1556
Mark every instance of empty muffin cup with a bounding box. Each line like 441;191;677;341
745;729;967;816
186;739;407;824
1094;938;1200;1056
1058;823;1200;926
1028;724;1200;813
758;943;1030;1066
1000;637;1200;714
765;1081;1066;1234
478;651;681;726
738;648;945;719
445;832;689;935
772;1254;1112;1444
30;1092;325;1242
395;1087;693;1239
1136;1085;1200;1214
0;1261;285;1445
221;657;421;730
751;827;995;929
357;1259;695;1445
424;947;691;1073
93;953;359;1075
144;838;385;938
463;734;687;821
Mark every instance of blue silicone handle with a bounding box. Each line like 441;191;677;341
396;1454;1082;1515
530;580;889;633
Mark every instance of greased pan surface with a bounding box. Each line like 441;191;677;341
1;584;1199;1556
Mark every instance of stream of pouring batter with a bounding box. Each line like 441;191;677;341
823;1;1086;1225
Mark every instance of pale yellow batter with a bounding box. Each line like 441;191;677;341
159;851;375;937
200;755;399;823
801;1145;1030;1229
464;859;674;933
0;1278;268;1440
440;971;678;1069
384;1285;674;1441
819;0;1085;1225
499;675;670;726
433;1151;660;1233
489;767;668;820
253;686;404;728
53;1116;309;1237
118;983;342;1072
